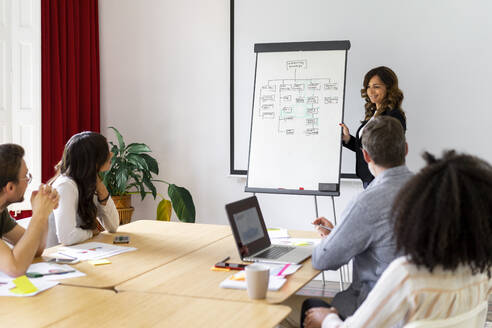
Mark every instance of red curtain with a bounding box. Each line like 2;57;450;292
41;0;100;182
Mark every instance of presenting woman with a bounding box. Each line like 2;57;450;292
303;150;492;328
341;66;406;188
48;132;119;246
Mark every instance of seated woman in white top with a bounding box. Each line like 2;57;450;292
48;131;119;246
303;150;492;328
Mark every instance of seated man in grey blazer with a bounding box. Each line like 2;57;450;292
303;116;414;323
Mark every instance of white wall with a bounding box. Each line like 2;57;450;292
99;0;492;235
231;0;492;176
99;0;363;232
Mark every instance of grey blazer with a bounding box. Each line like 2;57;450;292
312;165;413;318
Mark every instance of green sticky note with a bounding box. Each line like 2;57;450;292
10;275;38;294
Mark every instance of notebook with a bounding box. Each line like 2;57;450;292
225;196;312;264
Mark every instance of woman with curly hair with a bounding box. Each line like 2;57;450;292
341;66;406;188
47;132;119;246
303;150;492;328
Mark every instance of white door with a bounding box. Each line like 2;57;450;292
0;0;41;212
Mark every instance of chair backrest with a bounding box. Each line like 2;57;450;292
46;212;60;248
404;301;488;328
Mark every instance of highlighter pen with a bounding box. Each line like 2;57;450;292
312;223;333;232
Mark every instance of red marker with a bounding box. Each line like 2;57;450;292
299;187;304;190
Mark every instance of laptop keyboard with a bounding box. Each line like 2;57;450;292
255;246;295;259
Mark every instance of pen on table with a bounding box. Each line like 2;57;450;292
57;252;78;259
312;223;333;232
26;270;76;278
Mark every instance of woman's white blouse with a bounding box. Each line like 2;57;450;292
323;256;492;328
50;175;119;246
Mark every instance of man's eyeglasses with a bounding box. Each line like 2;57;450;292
20;172;32;184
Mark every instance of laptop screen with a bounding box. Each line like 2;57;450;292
233;207;265;245
225;196;271;259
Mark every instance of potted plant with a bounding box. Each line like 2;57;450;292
101;127;195;224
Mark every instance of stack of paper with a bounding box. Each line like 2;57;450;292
26;262;85;280
50;242;136;261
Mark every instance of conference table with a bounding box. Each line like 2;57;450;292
0;286;290;328
0;285;114;327
48;291;291;328
43;220;232;288
5;220;321;327
115;230;321;304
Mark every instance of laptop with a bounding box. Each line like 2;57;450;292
225;196;312;264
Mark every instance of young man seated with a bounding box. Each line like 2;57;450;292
304;116;414;320
304;150;492;327
0;144;59;277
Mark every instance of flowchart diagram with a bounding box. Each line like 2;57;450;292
257;59;341;136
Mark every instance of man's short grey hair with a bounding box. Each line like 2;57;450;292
361;116;406;168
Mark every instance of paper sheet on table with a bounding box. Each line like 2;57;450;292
51;242;136;261
271;237;321;247
219;270;287;291
219;263;301;291
0;273;58;297
267;228;290;239
264;263;302;277
26;262;86;280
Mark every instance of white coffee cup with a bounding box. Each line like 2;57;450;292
245;263;270;299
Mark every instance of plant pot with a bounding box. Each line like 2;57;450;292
111;195;134;225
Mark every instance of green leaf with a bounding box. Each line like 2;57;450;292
168;184;195;223
112;156;123;167
143;177;157;199
140;153;159;175
138;181;146;200
116;165;128;194
156;199;172;221
126;143;151;154
127;153;149;172
127;172;142;194
108;127;125;153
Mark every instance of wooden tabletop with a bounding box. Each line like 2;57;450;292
3;223;317;327
49;291;291;328
43;220;232;289
115;230;320;303
0;285;114;327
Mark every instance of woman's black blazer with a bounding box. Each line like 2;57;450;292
343;109;406;185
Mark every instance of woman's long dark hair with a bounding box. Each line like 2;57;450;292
393;150;492;276
50;132;110;230
360;66;405;121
